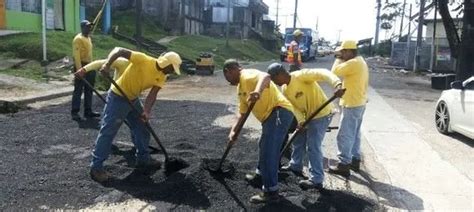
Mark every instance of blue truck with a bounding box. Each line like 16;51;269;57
280;28;317;62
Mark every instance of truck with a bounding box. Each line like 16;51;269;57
280;28;318;62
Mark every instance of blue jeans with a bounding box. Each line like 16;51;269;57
337;106;366;165
288;115;332;184
72;70;96;114
90;91;151;169
257;107;294;192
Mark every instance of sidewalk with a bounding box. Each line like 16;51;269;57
0;73;73;105
361;87;473;210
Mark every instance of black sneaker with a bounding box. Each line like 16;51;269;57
351;157;361;172
299;179;323;190
328;163;351;178
90;169;111;183
280;164;304;177
84;111;101;118
71;112;81;121
250;191;281;204
245;172;261;182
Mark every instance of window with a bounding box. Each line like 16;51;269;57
6;0;40;14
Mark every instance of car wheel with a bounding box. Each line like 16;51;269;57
435;101;450;134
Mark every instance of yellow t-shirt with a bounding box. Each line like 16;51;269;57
283;69;341;123
72;33;93;69
83;58;130;80
331;58;344;72
238;69;293;123
111;51;166;100
333;56;369;107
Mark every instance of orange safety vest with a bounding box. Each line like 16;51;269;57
287;40;302;65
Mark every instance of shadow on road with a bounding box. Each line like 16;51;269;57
356;169;424;210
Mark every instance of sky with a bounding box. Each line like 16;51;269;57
263;0;419;44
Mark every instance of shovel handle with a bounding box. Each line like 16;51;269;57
216;101;256;169
279;94;339;161
104;75;170;160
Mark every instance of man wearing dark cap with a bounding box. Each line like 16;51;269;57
223;59;294;203
267;63;344;190
71;20;99;120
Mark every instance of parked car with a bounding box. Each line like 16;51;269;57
435;76;474;139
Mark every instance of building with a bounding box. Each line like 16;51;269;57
203;0;269;39
0;0;81;32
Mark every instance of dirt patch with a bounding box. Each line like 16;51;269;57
0;99;380;210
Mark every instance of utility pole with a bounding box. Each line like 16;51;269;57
293;0;298;29
413;0;426;71
429;1;438;71
276;0;279;28
406;3;412;68
41;0;47;63
226;0;230;47
398;0;406;41
135;0;143;49
374;0;381;54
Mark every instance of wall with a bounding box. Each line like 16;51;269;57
0;0;5;29
4;0;79;32
5;9;41;31
64;0;79;32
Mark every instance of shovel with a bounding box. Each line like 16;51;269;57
75;74;160;152
279;93;342;162
207;101;256;174
103;75;189;175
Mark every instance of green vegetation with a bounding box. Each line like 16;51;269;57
167;35;278;67
0;31;136;62
111;10;167;40
0;63;45;81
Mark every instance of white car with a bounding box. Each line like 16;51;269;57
435;76;474;139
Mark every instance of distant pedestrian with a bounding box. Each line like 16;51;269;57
267;63;345;190
223;59;294;204
88;47;182;183
287;29;304;72
329;40;369;177
71;20;99;120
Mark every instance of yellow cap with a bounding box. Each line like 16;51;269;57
340;40;357;50
335;46;342;52
158;51;182;75
293;29;303;37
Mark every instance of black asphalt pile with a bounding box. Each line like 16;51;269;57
0;99;380;211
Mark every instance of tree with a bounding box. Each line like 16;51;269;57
438;0;473;80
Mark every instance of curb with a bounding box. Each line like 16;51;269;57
2;86;74;106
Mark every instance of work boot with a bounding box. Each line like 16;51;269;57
135;158;162;169
90;169;111;183
250;191;281;204
245;172;261;182
299;179;323;190
84;110;101;118
71;112;82;121
280;164;304;177
351;157;361;172
328;163;351;178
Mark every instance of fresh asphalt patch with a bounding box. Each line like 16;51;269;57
0;99;380;210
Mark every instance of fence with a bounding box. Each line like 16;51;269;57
390;37;455;73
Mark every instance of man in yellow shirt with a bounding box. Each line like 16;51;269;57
267;63;344;190
223;59;294;204
88;47;182;183
71;20;98;120
74;58;130;81
329;40;369;177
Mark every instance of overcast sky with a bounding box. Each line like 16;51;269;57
263;0;420;44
